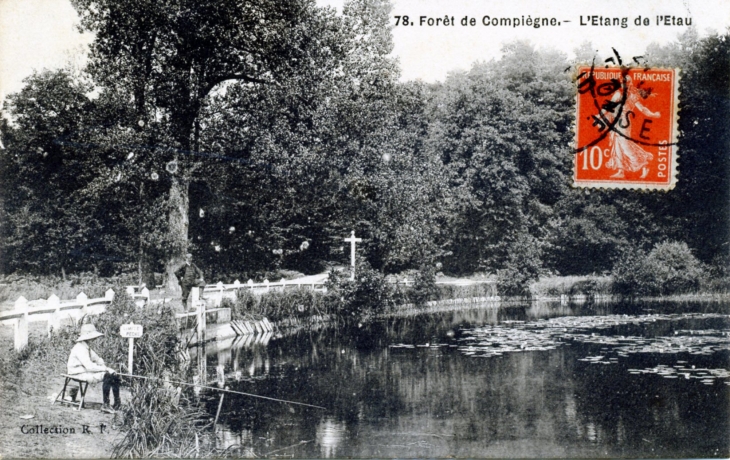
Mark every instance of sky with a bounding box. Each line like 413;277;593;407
1;0;728;101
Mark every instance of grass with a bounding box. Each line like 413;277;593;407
529;275;613;298
0;272;139;304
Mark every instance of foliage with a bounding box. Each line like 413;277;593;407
325;263;395;320
496;233;545;296
433;282;498;301
111;364;212;458
429;42;573;274
409;265;440;308
529;275;613;297
240;288;331;322
0;272;138;302
612;241;705;296
93;289;182;375
1;19;728;298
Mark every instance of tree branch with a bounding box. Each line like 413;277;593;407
205;73;273;95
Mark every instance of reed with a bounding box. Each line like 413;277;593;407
111;361;214;458
529;275;613;298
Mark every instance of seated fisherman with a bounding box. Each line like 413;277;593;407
67;323;121;413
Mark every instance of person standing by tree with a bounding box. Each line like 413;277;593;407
175;253;206;310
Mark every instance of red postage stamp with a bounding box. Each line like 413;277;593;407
574;66;679;190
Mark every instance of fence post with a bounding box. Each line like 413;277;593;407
47;294;60;337
194;287;205;344
264;279;269;293
105;289;115;301
233;280;241;289
216;281;224;307
14;296;28;351
76;292;89;319
247;279;254;291
126;286;135;297
140;287;150;305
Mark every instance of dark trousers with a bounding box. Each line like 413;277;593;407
103;373;121;407
181;282;206;305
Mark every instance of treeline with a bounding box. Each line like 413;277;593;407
0;0;727;294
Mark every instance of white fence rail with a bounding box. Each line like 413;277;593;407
0;290;116;351
0;277;495;351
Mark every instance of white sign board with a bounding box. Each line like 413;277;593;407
120;323;143;338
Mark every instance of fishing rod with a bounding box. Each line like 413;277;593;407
116;372;327;410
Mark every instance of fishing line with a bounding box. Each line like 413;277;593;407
116;372;327;410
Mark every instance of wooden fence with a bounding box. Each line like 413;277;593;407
0;278;320;352
0;277;493;351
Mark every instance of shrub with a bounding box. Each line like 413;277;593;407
612;241;705;296
497;234;544;297
325;262;394;321
409;265;439;308
93;289;182;375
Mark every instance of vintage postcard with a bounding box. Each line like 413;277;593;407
0;0;728;458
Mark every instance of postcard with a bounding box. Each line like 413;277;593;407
1;0;728;458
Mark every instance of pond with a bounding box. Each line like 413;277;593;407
200;301;730;458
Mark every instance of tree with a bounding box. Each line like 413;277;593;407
71;0;336;289
0;70;108;275
645;30;730;266
427;42;573;274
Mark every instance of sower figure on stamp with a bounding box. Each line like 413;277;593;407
603;75;661;179
67;324;121;413
175;253;206;311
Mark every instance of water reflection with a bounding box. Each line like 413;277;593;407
204;301;729;458
316;417;346;458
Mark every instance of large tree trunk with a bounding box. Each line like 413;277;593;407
165;175;190;293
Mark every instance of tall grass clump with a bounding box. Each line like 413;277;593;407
111;360;213;458
435;282;498;301
231;288;331;322
530;275;613;298
91;290;216;458
94;289;182;374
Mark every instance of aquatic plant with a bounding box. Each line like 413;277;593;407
111;360;213;458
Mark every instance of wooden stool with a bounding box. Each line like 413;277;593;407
54;374;90;410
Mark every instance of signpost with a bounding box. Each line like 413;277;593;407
120;323;143;374
344;231;362;280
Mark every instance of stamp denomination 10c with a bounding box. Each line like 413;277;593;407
574;66;679;190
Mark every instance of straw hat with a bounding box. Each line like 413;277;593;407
76;324;105;342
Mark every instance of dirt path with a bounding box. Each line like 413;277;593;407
0;326;131;459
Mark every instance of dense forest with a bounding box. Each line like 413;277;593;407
0;0;728;294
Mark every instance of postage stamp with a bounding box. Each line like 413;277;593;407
574;66;679;190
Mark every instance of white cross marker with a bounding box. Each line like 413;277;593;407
344;231;362;280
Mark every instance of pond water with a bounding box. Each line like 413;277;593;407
201;301;730;458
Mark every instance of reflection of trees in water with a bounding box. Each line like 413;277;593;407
569;345;730;457
212;301;730;457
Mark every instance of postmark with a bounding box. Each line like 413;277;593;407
574;65;679;190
